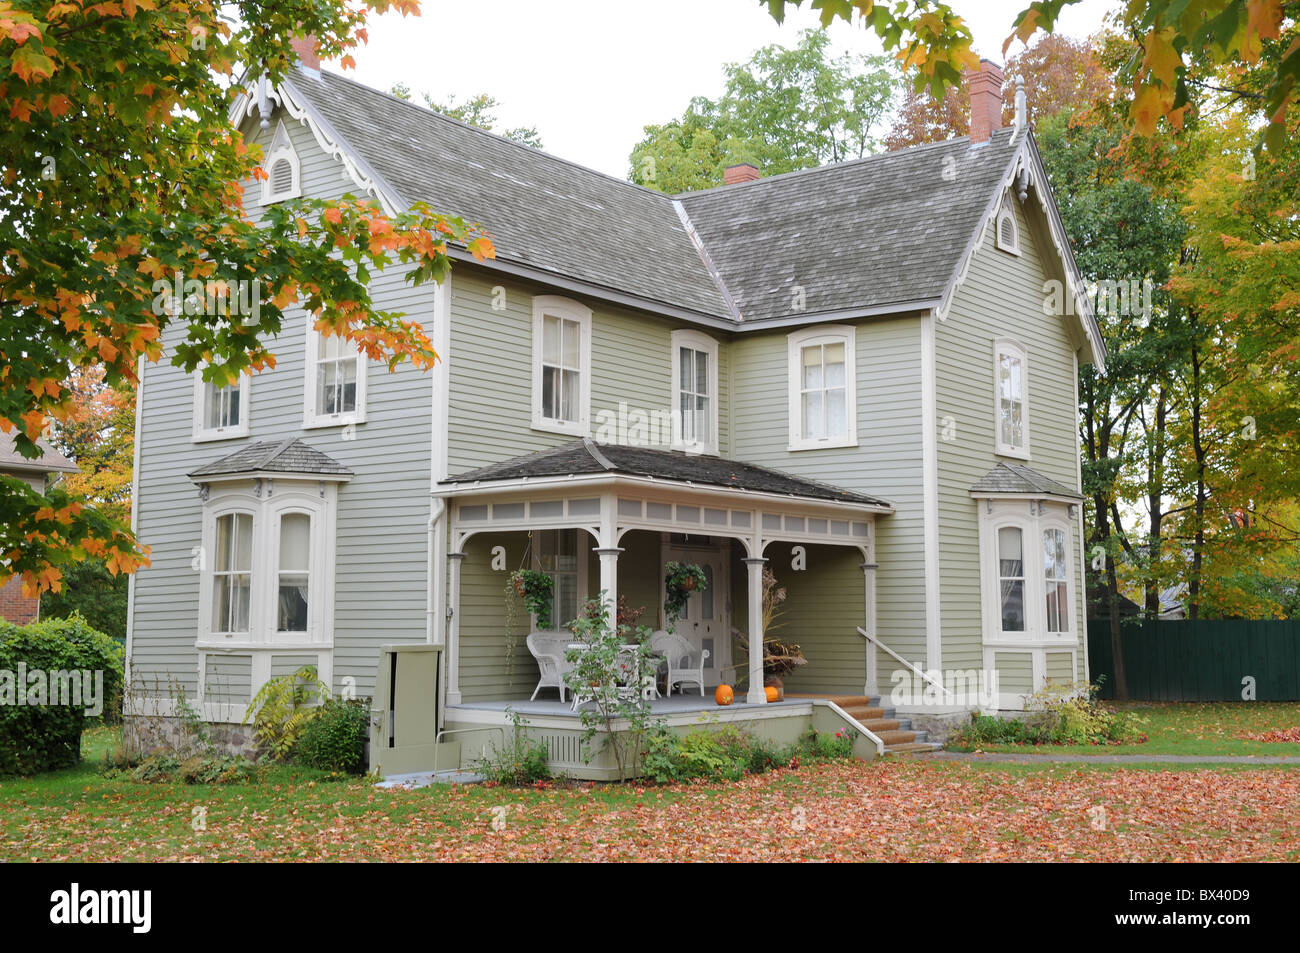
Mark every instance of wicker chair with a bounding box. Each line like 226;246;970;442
526;632;577;702
649;630;710;697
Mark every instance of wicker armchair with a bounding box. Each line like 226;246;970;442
649;630;709;696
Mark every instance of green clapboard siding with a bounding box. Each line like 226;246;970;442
204;654;252;704
938;196;1088;677
994;650;1034;694
1044;651;1074;684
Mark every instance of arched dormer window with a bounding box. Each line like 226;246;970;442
261;120;301;205
995;195;1020;255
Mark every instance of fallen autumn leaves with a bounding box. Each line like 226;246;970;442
4;759;1299;862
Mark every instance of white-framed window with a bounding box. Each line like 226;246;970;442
198;482;338;648
995;197;1020;255
978;499;1075;645
533;528;587;630
787;325;857;451
531;295;591;436
670;329;719;453
994;339;1030;459
304;326;367;428
1043;526;1070;633
192;371;250;442
261;120;301;205
211;511;254;636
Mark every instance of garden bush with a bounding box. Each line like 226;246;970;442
117;753;257;785
474;709;551;785
641;725;857;784
948;682;1147;749
294;697;369;774
0;614;124;776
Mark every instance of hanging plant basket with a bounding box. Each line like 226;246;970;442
508;569;556;631
664;561;708;630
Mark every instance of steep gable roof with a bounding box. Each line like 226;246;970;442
256;66;1102;364
676;131;1021;324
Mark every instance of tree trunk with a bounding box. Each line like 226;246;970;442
1145;386;1167;620
1189;317;1207;620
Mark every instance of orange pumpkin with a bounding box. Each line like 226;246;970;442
714;684;734;706
764;686;779;703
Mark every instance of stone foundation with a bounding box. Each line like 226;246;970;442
123;714;263;760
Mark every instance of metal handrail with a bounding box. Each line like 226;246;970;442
856;626;954;700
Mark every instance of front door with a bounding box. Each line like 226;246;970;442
661;538;730;687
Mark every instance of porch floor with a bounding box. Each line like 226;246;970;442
449;695;811;717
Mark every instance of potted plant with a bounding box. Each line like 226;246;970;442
508;569;556;630
731;568;805;699
663;561;707;629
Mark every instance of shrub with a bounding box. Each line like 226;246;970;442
0;614;124;777
642;726;812;783
801;727;856;760
119;753;256;785
295;698;369;774
475;710;551;785
948;682;1147;749
243;665;329;760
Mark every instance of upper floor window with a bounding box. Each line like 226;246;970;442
787;325;856;451
671;329;718;453
994;339;1030;458
261;120;301;205
304;327;367;428
531;296;591;436
193;371;250;442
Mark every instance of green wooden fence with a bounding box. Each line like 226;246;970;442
1088;619;1300;701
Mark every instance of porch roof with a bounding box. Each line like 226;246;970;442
441;439;890;508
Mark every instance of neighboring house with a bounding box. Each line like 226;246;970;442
126;45;1104;773
0;432;78;624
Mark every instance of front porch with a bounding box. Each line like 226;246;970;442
417;440;907;779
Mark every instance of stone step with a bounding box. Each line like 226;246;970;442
883;742;944;755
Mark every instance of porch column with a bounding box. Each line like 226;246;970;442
861;560;878;697
445;552;466;705
743;556;768;704
594;547;623;623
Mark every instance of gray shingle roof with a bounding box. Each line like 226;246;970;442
288;71;730;320
443;439;889;508
970;462;1081;499
188;438;353;479
0;431;78;474
677;130;1021;324
284;69;1024;328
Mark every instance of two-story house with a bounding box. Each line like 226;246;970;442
125;43;1103;775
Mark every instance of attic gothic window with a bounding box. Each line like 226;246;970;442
995;197;1019;255
261;120;301;204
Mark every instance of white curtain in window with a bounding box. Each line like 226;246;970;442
1043;528;1068;632
277;513;311;633
998;526;1025;631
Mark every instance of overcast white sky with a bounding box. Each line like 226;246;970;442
339;0;1118;179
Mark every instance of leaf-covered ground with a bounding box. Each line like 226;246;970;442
3;749;1298;862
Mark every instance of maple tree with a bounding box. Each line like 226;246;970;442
765;0;1297;149
0;0;494;598
885;33;1112;149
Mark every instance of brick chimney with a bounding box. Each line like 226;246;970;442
966;59;1004;143
723;163;760;185
290;34;320;71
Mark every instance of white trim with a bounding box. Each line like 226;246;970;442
993;338;1031;460
191;370;251;442
669;329;719;454
303;323;368;429
196;480;339;657
259;119;301;205
786;325;858;451
994;196;1020;255
530;295;592;437
1072;347;1090;684
921;313;941;669
124;356;145;693
978;499;1078;656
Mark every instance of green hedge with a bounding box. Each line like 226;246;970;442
0;615;124;776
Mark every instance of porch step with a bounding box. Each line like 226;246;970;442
786;693;944;755
883;742;944;755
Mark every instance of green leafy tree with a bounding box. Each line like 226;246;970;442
390;86;543;148
630;29;896;192
0;1;495;598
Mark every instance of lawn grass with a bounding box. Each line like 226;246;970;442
2;726;1298;861
945;701;1300;757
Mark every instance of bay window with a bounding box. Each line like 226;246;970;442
212;512;253;636
997;526;1025;633
978;500;1075;645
